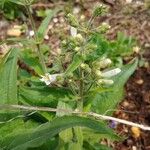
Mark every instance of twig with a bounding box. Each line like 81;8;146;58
0;104;150;131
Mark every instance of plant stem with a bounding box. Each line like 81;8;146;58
25;4;47;73
78;67;84;111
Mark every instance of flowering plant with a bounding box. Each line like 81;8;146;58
0;1;138;150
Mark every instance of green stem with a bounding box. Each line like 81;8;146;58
25;4;47;73
78;67;84;111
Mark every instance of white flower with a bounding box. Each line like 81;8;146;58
101;68;121;78
29;30;34;37
70;26;77;37
40;73;62;85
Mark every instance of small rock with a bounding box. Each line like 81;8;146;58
7;28;21;37
44;35;49;40
132;146;137;150
122;101;130;107
48;24;53;30
144;62;149;68
136;79;144;85
126;139;133;146
125;0;132;4
59;17;65;23
53;18;58;23
73;6;80;14
131;127;141;138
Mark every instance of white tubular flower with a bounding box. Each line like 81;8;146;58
99;58;112;68
70;26;77;37
40;73;63;85
101;68;121;78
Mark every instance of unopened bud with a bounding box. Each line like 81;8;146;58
93;4;108;17
62;40;67;46
80;63;86;69
67;13;79;27
98;79;114;85
74;47;80;52
133;46;140;54
68;79;73;83
95;70;102;77
75;34;84;43
101;22;111;29
97;22;111;33
99;58;112;68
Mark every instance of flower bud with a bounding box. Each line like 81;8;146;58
75;34;84;43
99;58;112;68
68;79;73;83
93;4;108;17
133;46;140;54
86;67;91;73
96;22;111;33
86;44;97;52
66;13;79;27
95;70;102;77
62;40;67;45
74;47;80;52
80;63;86;69
98;79;114;85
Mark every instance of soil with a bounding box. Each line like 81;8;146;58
0;0;150;149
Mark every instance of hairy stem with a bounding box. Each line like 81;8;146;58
25;4;47;73
78;67;84;111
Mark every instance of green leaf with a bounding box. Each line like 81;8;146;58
6;116;118;150
91;58;138;115
57;102;83;149
0;48;19;105
37;9;60;42
19;86;74;107
7;0;24;5
83;141;112;150
65;54;84;75
0;119;39;148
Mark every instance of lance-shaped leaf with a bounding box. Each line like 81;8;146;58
19;86;74;107
37;9;60;42
91;58;138;115
65;54;84;75
6;116;119;150
0;48;19;105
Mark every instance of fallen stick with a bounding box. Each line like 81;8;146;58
0;104;150;131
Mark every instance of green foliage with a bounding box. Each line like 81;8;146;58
89;32;136;61
0;1;139;150
19;85;74;107
1;116;118;150
65;54;84;75
0;49;18;104
91;58;138;115
37;9;60;42
0;0;25;20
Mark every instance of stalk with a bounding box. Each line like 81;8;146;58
78;67;84;111
25;3;47;73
